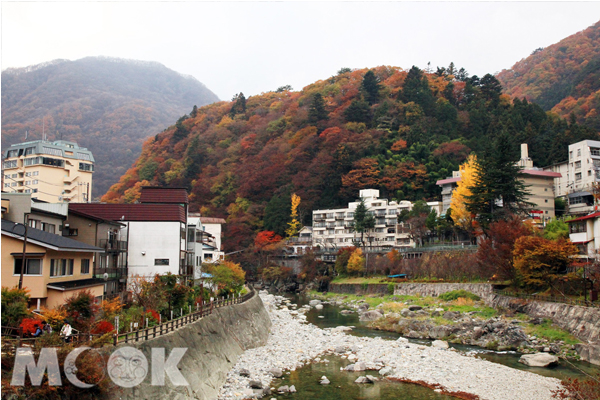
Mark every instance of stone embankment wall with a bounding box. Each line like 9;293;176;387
491;294;600;365
329;283;390;295
393;283;495;301
108;291;271;400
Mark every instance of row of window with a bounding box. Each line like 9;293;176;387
13;258;90;276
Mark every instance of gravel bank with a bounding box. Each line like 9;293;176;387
217;293;562;400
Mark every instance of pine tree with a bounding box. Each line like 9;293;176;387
230;93;246;116
361;70;381;105
466;131;531;230
352;199;375;246
399;66;435;115
344;99;371;123
308;93;329;123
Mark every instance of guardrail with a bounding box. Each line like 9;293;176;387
493;289;599;308
1;287;256;349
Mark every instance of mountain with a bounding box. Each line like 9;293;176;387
497;20;600;131
100;65;597;252
1;57;220;197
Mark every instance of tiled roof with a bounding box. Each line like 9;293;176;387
69;203;186;223
1;219;103;252
200;217;226;224
436;177;461;185
567;212;600;223
139;186;188;204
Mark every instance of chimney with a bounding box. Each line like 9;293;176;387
521;143;528;159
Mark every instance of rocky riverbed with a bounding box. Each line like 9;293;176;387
217;292;562;400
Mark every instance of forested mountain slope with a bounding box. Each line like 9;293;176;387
497;20;600;131
101;65;598;252
1;57;220;197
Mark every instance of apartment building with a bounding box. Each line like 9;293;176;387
187;215;226;280
312;189;414;251
544;139;600;215
2;140;94;203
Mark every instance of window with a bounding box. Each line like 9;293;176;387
81;259;90;274
32;180;38;185
154;259;169;266
4;183;9;188
24;147;35;156
545;199;548;203
13;259;42;275
24;157;40;166
78;152;92;161
42;146;62;157
3;160;17;169
7;150;18;158
42;223;55;234
25;181;31;185
577;149;581;157
50;259;74;277
64;227;78;236
575;161;581;169
42;157;64;167
28;219;40;229
32;171;39;176
589;170;592;176
575;172;582;181
569;151;573;160
11;182;17;187
79;163;94;171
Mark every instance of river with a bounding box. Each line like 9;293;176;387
273;293;597;400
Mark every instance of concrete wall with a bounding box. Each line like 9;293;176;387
329;283;391;295
127;221;182;277
109;290;271;400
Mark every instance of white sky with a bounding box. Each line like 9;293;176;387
2;1;600;101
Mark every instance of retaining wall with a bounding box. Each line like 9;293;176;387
107;290;271;400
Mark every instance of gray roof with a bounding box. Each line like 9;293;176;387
4;140;95;162
1;219;104;252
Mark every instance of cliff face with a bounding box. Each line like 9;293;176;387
107;291;271;400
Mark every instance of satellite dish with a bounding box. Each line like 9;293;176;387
103;273;109;281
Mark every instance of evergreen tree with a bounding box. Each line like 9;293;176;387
361;70;381;105
399;66;435;115
352;199;375;246
466;131;531;230
230;92;246;116
344;99;371;123
183;136;202;182
190;105;198;118
172;115;189;143
264;193;291;237
308;93;329;124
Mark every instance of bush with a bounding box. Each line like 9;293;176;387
19;317;42;336
387;283;395;295
439;290;480;302
1;286;30;327
91;320;115;335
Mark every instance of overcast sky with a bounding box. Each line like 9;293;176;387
2;2;600;101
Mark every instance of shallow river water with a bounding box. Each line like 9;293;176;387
275;294;597;400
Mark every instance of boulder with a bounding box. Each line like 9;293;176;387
357;303;370;312
269;368;283;378
278;385;289;393
249;380;263;389
353;362;367;372
289;385;296;393
335;346;346;354
309;299;322;306
359;310;383;322
443;311;460;320
428;326;450;339
518;353;559;367
379;367;393;376
239;368;251;377
408;305;423;311
320;376;330;385
431;340;449;349
355;376;370;384
315;304;324;310
340;310;354;315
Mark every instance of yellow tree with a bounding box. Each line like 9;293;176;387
286;193;302;237
450;154;478;234
347;248;365;275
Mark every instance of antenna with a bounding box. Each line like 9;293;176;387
25;130;28;140
43;118;45;141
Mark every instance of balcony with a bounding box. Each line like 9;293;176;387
99;239;127;252
94;267;127;280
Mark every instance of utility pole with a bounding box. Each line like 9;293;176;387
18;214;30;290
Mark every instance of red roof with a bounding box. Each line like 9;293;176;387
69;203;186;223
200;217;226;224
567;212;600;223
521;169;562;178
436;177;461;185
139;186;188;204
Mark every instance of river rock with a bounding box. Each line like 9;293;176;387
357;303;370;312
353;362;367;371
289;385;296;393
428;326;450;339
408;305;423;311
379;366;393;376
443;311;460;320
359;310;383;322
320;376;330;385
309;299;322;306
268;368;283;378
432;340;449;349
518;353;559;367
340;309;354;315
249;380;263;389
315;304;324;310
278;385;289;393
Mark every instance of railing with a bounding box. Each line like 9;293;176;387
493;289;599;308
1;287;256;349
99;239;127;252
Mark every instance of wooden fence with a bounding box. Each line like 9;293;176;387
1;287;256;350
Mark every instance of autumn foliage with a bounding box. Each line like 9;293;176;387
19;317;42;336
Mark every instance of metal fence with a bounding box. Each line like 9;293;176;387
1;287;256;350
493;289;599;308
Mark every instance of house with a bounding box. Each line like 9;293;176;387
2;140;94;203
2;192;68;234
199;216;226;263
69;202;187;281
65;207;128;299
567;212;600;258
1;219;105;310
187;215;225;280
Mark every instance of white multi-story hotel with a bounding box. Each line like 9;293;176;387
312;189;416;251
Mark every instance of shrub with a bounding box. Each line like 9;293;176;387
91;320;115;335
19;317;42;336
1;286;30;327
64;289;100;332
439;290;480;302
552;372;600;399
40;306;67;331
387;283;395;295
